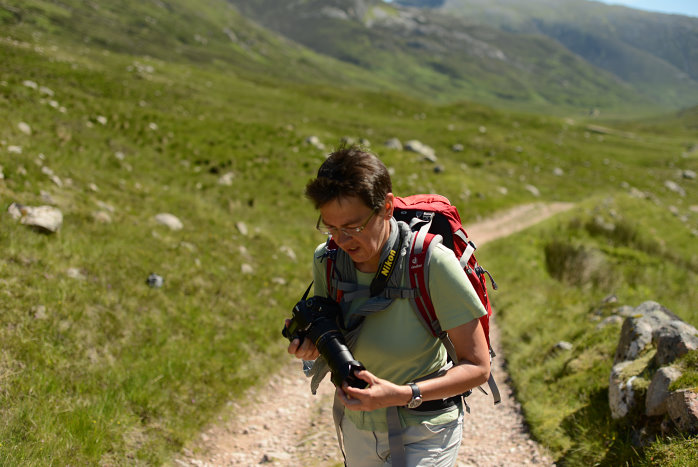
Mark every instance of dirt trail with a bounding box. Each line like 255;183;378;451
175;202;574;467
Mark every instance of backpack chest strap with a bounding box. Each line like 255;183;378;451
330;278;418;302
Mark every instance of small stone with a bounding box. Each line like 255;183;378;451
66;268;87;280
18;122;32;135
236;222;248;236
154;213;183;231
146;273;164;288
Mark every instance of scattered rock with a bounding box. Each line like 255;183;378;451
146;273;164;288
154;213;183;231
554;341;573;351
524;184;540;197
66;268;87;280
681;169;696;180
241;264;254;275
218;172;235;186
384;138;402;150
8;202;63;233
404;140;436;162
18;122;32;135
306;136;325;150
664;180;685;197
236;222;248;236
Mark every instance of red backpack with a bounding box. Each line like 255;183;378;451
394;194;500;404
325;194;500;405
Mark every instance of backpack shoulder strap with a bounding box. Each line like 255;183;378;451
408;229;502;405
407;231;461;364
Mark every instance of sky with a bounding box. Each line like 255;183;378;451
384;1;698;18
591;1;698;17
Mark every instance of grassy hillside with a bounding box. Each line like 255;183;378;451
1;0;696;465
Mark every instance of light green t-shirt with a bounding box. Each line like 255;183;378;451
312;240;487;432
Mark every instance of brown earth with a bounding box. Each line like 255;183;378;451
174;202;574;467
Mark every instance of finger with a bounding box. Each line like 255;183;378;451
287;338;300;355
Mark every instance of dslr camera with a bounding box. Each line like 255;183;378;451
283;286;367;389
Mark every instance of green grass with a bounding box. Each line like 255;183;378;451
0;0;697;465
484;194;697;465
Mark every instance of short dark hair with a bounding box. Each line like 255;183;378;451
305;145;392;210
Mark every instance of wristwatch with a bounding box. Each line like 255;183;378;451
406;382;423;409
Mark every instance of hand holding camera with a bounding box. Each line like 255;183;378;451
282;286;368;389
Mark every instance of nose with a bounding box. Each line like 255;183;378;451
334;230;353;245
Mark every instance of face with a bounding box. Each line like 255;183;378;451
319;194;394;273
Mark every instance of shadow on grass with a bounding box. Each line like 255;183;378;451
556;388;640;466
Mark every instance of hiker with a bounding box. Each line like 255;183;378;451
285;145;491;466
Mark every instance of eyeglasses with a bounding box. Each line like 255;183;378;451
316;209;378;237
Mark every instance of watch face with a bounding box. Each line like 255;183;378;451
407;397;422;409
407;383;422;408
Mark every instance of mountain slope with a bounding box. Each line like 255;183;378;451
227;0;658;114
400;0;698;109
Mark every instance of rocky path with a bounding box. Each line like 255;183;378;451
174;202;573;467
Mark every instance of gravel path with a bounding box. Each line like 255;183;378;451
174;202;573;467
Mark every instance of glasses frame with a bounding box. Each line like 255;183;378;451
316;209;378;237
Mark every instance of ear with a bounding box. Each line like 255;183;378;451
383;193;395;218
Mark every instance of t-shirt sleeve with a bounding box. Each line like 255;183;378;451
428;243;487;331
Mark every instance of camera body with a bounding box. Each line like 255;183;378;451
283;295;367;389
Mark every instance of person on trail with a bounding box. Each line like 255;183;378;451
285;145;491;466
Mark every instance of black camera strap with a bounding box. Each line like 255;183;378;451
369;232;403;298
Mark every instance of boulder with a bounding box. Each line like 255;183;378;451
653;320;698;366
614;302;675;364
609;361;639;419
666;390;698;433
614;316;654;364
646;367;682;416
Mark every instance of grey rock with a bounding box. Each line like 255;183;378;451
609;361;638;419
524;184;540;197
384;138;403;150
653;320;698;366
146;273;164;288
554;341;573;351
614;316;653;364
154;213;183;231
666;390;698;433
8;202;63;233
664;180;685;196
646;367;682;416
236;221;249;236
405;140;437;162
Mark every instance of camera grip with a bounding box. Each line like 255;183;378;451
281;324;305;347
